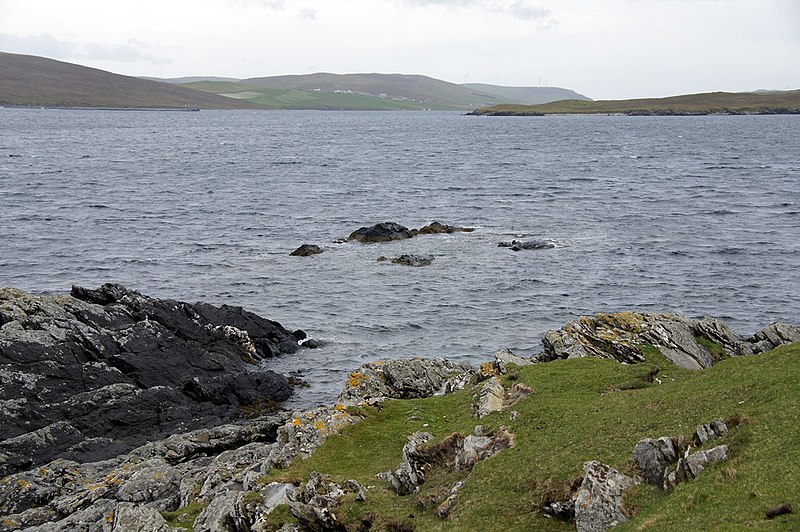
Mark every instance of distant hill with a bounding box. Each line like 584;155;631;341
470;90;800;116
462;83;590;104
0;52;264;109
141;76;242;84
178;73;592;111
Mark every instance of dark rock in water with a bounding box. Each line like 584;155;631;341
348;222;413;243
412;221;475;235
301;338;324;349
0;284;300;476
498;239;556;251
290;244;324;256
383;254;435;267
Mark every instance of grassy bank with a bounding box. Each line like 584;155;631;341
257;343;799;530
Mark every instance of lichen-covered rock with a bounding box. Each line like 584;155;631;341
493;347;534;373
193;491;258;532
665;445;729;490
474;377;504;418
537;312;800;369
287;472;365;531
574;461;640;532
338;358;477;406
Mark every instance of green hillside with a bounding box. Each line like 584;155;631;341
249;343;800;531
0;52;264;109
462;83;590;104
470;90;800;116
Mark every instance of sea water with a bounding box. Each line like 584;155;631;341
2;109;798;406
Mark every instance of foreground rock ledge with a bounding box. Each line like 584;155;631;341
0;284;306;476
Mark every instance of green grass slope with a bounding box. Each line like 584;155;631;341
0;52;265;109
256;343;800;531
180;80;442;110
471;90;800;116
235;73;503;110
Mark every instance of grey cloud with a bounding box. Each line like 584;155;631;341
0;33;76;60
508;1;550;20
299;7;317;19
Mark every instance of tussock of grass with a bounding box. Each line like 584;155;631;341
261;343;800;531
161;501;206;529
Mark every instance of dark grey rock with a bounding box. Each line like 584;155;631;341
290;244;324;257
694;418;728;445
388;254;435;267
348;222;413;243
498;239;556;251
412;221;474;235
633;437;678;487
0;284;299;476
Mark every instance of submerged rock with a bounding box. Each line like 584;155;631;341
0;284;301;475
411;221;474;235
378;254;435;267
498;239;557;251
290;244;324;256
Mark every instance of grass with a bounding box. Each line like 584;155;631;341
254;343;800;531
162;501;206;529
470;90;800;116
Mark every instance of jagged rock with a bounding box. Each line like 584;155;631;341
338;357;477;406
574;461;640;532
411;221;474;235
194;491;258;532
664;444;729;491
498;239;557;251
633;437;679;488
258;482;297;514
381;427;514;496
0;285;300;475
348;222;413;243
693;418;728;445
290;244;324;256
380;432;434;496
493;347;534;373
537;312;800;370
474;377;504;418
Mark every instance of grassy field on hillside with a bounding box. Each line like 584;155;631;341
253;344;799;531
471;90;800;116
182;80;449;110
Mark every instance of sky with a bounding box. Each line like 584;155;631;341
1;0;798;99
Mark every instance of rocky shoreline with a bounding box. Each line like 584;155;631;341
1;286;798;531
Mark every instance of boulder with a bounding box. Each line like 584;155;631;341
0;285;300;475
574;461;640;532
290;244;324;256
348;222;413;243
693;418;728;445
474;377;504;418
633;437;679;487
493;347;534;373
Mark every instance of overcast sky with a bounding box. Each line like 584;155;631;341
1;0;798;99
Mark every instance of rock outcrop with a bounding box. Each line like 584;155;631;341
0;284;306;476
348;221;473;244
377;254;435;267
337;358;477;406
498;239;557;251
574;461;640;532
537;312;800;369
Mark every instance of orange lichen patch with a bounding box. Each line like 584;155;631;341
2;518;19;527
292;418;302;427
334;403;346;411
314;421;326;431
480;362;500;377
16;479;31;489
347;371;368;388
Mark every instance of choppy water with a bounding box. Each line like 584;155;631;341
2;109;799;406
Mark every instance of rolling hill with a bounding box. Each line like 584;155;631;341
0;52;264;109
462;82;589;104
469;90;800;116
